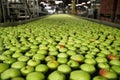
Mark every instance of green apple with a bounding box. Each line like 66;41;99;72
45;55;56;62
85;54;95;59
67;60;79;69
1;68;21;79
70;70;91;80
3;57;16;64
97;53;106;57
71;54;84;63
48;71;66;80
49;47;57;51
84;58;96;65
18;56;30;62
11;77;25;80
59;48;67;53
99;69;117;80
11;61;26;69
111;65;120;75
37;49;47;55
3;50;13;55
98;63;110;69
57;53;68;58
57;58;68;64
49;51;58;56
25;51;35;57
66;50;76;56
32;54;45;61
93;76;107;80
0;63;9;73
20;66;34;75
47;60;59;69
57;64;71;74
35;64;48;73
12;52;23;58
109;59;120;66
26;72;45;80
95;57;108;63
80;64;96;74
27;59;40;67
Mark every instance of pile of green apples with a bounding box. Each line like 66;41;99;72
0;14;120;80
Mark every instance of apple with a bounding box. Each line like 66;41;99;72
97;53;106;57
37;49;47;55
11;61;26;69
25;51;35;57
48;71;66;80
32;54;45;61
80;64;96;74
18;56;30;62
99;69;117;80
111;65;120;75
49;51;58;56
26;72;45;80
95;57;108;63
0;63;9;73
59;48;68;53
109;59;120;66
84;58;96;65
98;63;110;69
45;55;56;62
57;64;71;74
67;60;79;69
12;52;23;58
93;76;107;80
57;53;68;58
3;50;13;55
35;64;48;73
68;46;76;51
11;77;25;80
1;68;21;80
70;70;91;80
3;57;16;65
57;58;68;64
107;54;119;60
27;59;40;67
49;47;57;51
20;66;34;75
66;50;76;56
47;60;59;69
85;54;95;59
71;54;84;63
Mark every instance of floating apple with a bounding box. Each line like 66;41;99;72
93;76;107;80
11;61;26;69
57;53;68;58
1;68;21;80
66;50;76;56
70;70;91;80
85;54;95;59
27;59;40;67
98;63;110;69
48;71;66;80
107;54;119;60
3;57;16;65
26;72;45;80
11;77;25;80
111;65;120;75
35;64;48;73
109;59;120;66
37;49;47;55
84;58;96;65
67;60;79;69
20;66;34;75
0;63;9;73
32;54;45;61
57;58;68;64
57;64;71;74
47;60;59;69
45;55;56;62
95;57;108;63
99;69;117;80
18;56;30;62
80;64;96;74
12;52;23;58
71;54;84;63
49;51;58;56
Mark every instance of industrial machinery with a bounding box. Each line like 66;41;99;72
0;0;42;22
